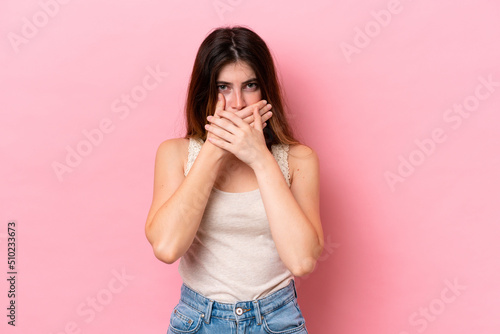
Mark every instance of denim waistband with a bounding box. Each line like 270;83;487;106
179;279;298;325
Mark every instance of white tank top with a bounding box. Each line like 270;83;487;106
178;137;294;303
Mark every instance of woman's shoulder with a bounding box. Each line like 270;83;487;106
157;137;190;153
288;143;316;157
288;143;319;162
155;137;191;171
287;143;319;184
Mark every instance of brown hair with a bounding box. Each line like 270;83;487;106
184;26;299;149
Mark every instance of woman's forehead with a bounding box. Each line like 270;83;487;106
217;61;256;82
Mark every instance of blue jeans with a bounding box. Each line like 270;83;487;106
167;279;308;334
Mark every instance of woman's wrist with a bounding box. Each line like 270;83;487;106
249;148;274;173
202;137;227;161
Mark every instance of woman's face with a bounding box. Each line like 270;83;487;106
216;61;262;112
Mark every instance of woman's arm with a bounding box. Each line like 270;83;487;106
145;138;225;264
205;107;324;277
145;96;272;264
252;144;324;277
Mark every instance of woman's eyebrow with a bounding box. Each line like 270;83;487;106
216;78;258;85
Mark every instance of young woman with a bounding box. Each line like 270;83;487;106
145;26;323;334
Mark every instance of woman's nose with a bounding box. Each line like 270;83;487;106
229;91;246;111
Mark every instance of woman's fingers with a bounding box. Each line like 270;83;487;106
249;110;272;127
236;100;270;120
252;105;263;131
218;98;271;125
208;98;272;139
204;121;233;142
244;105;272;126
214;110;247;128
214;93;226;115
206;115;240;136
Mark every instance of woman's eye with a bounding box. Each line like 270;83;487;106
217;85;227;91
246;83;258;90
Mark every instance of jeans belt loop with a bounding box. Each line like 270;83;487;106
204;300;214;324
253;300;262;325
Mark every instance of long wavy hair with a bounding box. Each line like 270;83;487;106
184;26;299;149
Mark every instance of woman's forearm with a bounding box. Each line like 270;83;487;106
146;141;225;264
252;150;322;276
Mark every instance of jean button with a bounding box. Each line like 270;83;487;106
235;307;243;315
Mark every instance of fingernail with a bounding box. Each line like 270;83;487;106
207;115;212;120
218;94;222;101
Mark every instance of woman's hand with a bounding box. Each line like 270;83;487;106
204;94;272;168
232;96;273;128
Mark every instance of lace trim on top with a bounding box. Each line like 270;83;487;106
184;137;291;187
271;143;291;187
184;138;203;177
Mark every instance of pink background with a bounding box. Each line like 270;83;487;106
2;0;499;333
